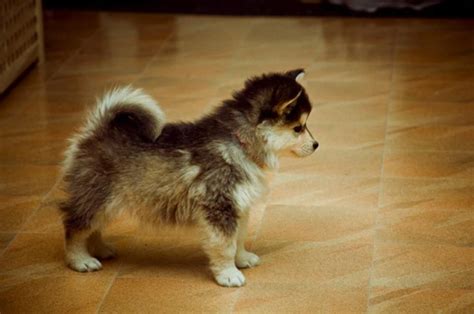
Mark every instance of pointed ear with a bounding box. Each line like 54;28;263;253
286;69;305;82
276;89;302;115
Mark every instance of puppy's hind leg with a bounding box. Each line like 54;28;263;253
88;231;116;260
62;203;109;272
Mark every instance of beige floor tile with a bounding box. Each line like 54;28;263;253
388;101;474;127
307;62;392;82
57;54;153;76
245;234;373;285
0;195;41;232
393;80;474;102
258;204;376;242
117;233;209;279
386;125;474;152
0;233;16;252
393;64;474;82
45;72;139;96
144;56;232;80
310;43;394;64
135;76;219;100
369;288;474;314
378;178;473;247
309;96;388;125
0;131;69;165
0;275;113;313
306;80;390;103
380;178;473;212
394;46;474;66
371;241;473;291
313;123;386;150
0;164;59;197
279;147;384;178
234;280;369;313
0;232;123;279
376;206;473;247
383;151;474;179
268;174;380;208
100;276;239;313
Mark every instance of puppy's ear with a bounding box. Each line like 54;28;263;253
286;69;305;82
276;89;302;116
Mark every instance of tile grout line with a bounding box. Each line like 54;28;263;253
95;271;119;313
132;29;176;84
364;26;399;314
48;27;102;81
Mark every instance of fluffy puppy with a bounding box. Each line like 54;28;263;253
60;69;318;287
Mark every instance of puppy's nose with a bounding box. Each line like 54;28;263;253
313;141;319;150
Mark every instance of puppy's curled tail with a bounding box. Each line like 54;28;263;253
84;86;165;143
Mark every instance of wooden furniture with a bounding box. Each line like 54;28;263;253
0;0;44;94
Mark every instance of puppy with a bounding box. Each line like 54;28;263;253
60;69;318;287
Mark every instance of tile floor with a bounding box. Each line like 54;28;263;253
0;11;473;313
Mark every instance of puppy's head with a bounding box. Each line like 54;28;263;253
237;69;318;157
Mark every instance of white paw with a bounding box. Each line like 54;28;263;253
92;244;116;260
67;256;103;272
215;267;246;287
236;251;260;268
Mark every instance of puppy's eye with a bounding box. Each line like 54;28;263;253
293;125;303;133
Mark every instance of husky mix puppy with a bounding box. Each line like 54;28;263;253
60;69;318;287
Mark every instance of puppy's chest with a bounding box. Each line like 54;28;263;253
232;170;270;213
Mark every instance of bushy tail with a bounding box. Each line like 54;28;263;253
63;86;165;173
84;86;165;142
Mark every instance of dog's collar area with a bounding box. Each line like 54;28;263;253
233;131;248;147
233;131;268;170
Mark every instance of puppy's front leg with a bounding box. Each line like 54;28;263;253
235;212;260;268
201;224;245;287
